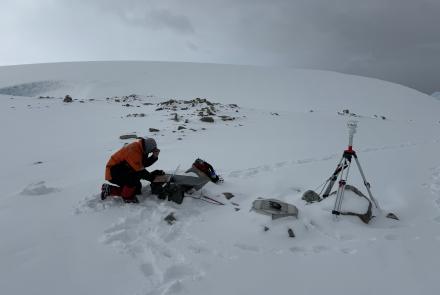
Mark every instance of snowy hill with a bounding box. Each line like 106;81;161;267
1;61;440;295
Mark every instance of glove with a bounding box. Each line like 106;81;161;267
148;169;165;182
151;169;165;176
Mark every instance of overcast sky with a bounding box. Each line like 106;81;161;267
1;0;439;93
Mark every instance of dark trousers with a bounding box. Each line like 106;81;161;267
109;163;142;195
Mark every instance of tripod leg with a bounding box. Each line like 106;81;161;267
333;158;352;217
322;156;345;198
353;154;380;209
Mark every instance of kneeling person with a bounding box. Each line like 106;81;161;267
101;137;164;203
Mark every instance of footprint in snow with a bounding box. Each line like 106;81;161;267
289;246;308;255
312;245;331;254
234;243;260;252
140;263;155;277
340;248;358;255
336;233;357;241
384;234;400;241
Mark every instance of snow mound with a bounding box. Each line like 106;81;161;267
20;181;60;196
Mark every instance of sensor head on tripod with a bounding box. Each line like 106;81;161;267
347;120;358;136
347;120;358;150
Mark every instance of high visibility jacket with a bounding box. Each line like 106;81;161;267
105;140;148;181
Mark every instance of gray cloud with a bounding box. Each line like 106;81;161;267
0;0;439;93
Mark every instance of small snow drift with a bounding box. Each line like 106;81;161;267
20;181;60;196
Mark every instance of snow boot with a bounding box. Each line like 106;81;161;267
101;183;122;200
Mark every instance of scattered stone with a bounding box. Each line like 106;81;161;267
88;98;95;101
201;128;207;130
200;116;214;123
288;228;295;238
79;100;85;103
271;112;279;116
155;107;164;111
172;113;179;122
33;161;43;165
164;212;177;225
119;134;138;140
386;213;399;220
228;104;238;108
264;226;270;232
177;138;182;140
123;103;133;107
185;119;189;123
301;190;321;203
126;113;146;117
143;102;153;105
219;115;235;121
115;99;121;102
223;192;234;199
309;110;314;112
177;126;186;130
231;202;239;207
190;128;197;132
63;95;73;103
149;128;160;132
234;208;240;212
381;116;387;120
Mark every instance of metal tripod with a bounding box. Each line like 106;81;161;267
321;121;380;218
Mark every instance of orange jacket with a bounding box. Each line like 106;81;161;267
105;140;146;181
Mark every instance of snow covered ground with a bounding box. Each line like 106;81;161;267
1;61;440;295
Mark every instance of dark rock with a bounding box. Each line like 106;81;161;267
164;212;177;225
200;116;214;123
288;228;295;238
172;113;179;122
149;128;160;132
143;103;153;105
63;95;73;103
119;134;138;140
177;126;186;130
177;138;182;140
155;107;164;111
185;119;189;123
115;99;120;102
301;190;321;203
219;115;235;121
386;213;399;220
271;112;279;116
234;208;240;212
381;116;387;120
223;192;234;199
264;226;270;232
33;161;43;165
